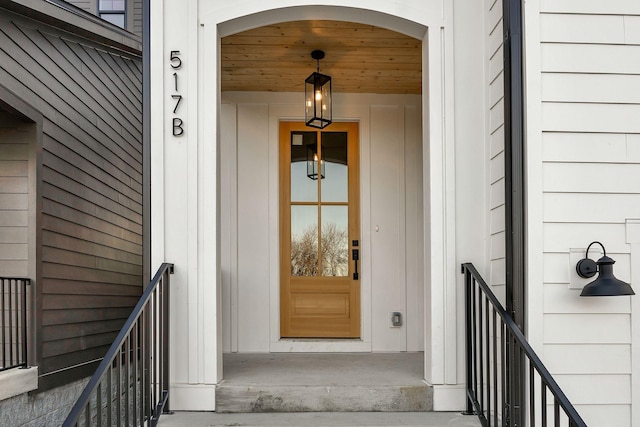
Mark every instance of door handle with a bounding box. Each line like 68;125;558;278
352;240;359;280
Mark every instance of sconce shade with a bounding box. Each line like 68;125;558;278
580;255;635;297
305;50;332;129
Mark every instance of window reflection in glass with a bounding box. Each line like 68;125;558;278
320;132;348;202
321;206;348;276
291;132;318;202
291;205;319;276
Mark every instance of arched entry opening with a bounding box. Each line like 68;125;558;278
217;15;428;411
155;1;462;411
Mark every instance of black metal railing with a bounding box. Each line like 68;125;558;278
1;277;30;371
462;263;587;427
62;263;174;427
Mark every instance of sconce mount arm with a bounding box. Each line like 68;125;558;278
576;241;606;279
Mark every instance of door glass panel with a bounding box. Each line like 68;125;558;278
321;205;348;277
291;205;318;276
291;132;318;202
320;132;348;202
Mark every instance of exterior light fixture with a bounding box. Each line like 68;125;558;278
305;50;332;129
576;241;634;296
306;143;325;180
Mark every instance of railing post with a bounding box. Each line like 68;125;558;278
462;264;475;415
162;266;171;414
21;279;29;369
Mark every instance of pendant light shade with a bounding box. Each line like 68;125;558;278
305;50;332;129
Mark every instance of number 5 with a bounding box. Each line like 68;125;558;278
170;50;182;69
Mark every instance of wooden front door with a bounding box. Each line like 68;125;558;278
279;121;360;338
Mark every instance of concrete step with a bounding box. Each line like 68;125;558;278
216;383;431;412
158;411;482;427
216;353;432;413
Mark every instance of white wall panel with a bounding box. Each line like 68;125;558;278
236;103;271;352
370;105;406;351
220;94;423;353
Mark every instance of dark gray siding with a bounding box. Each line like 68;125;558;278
0;8;142;389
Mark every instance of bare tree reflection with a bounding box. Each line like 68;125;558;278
291;223;348;276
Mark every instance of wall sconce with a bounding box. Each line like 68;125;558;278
576;241;634;296
306;143;325;180
305;50;332;129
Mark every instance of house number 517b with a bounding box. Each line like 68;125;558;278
170;50;184;137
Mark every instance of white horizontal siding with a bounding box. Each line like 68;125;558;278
544;344;631;373
542;43;640;74
541;0;640;15
542;73;640;104
544;314;631;344
543;132;640;163
535;8;640;424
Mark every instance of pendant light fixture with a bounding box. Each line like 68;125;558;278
305;50;332;129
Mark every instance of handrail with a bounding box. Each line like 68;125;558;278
462;263;587;427
0;277;30;371
62;263;174;427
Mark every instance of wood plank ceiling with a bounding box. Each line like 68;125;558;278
221;20;422;94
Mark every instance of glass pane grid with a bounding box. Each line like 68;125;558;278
289;129;350;278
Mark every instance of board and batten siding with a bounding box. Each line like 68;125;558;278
486;0;506;302
535;2;640;425
0;8;142;389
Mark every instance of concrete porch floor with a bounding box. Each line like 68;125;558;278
158;353;480;425
222;352;426;387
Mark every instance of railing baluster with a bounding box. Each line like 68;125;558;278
501;319;506;426
0;278;30;371
492;309;498;427
529;361;535;427
542;382;547;427
61;264;173;427
461;263;586;427
132;320;138;427
8;279;13;366
484;296;490;422
1;279;6;368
